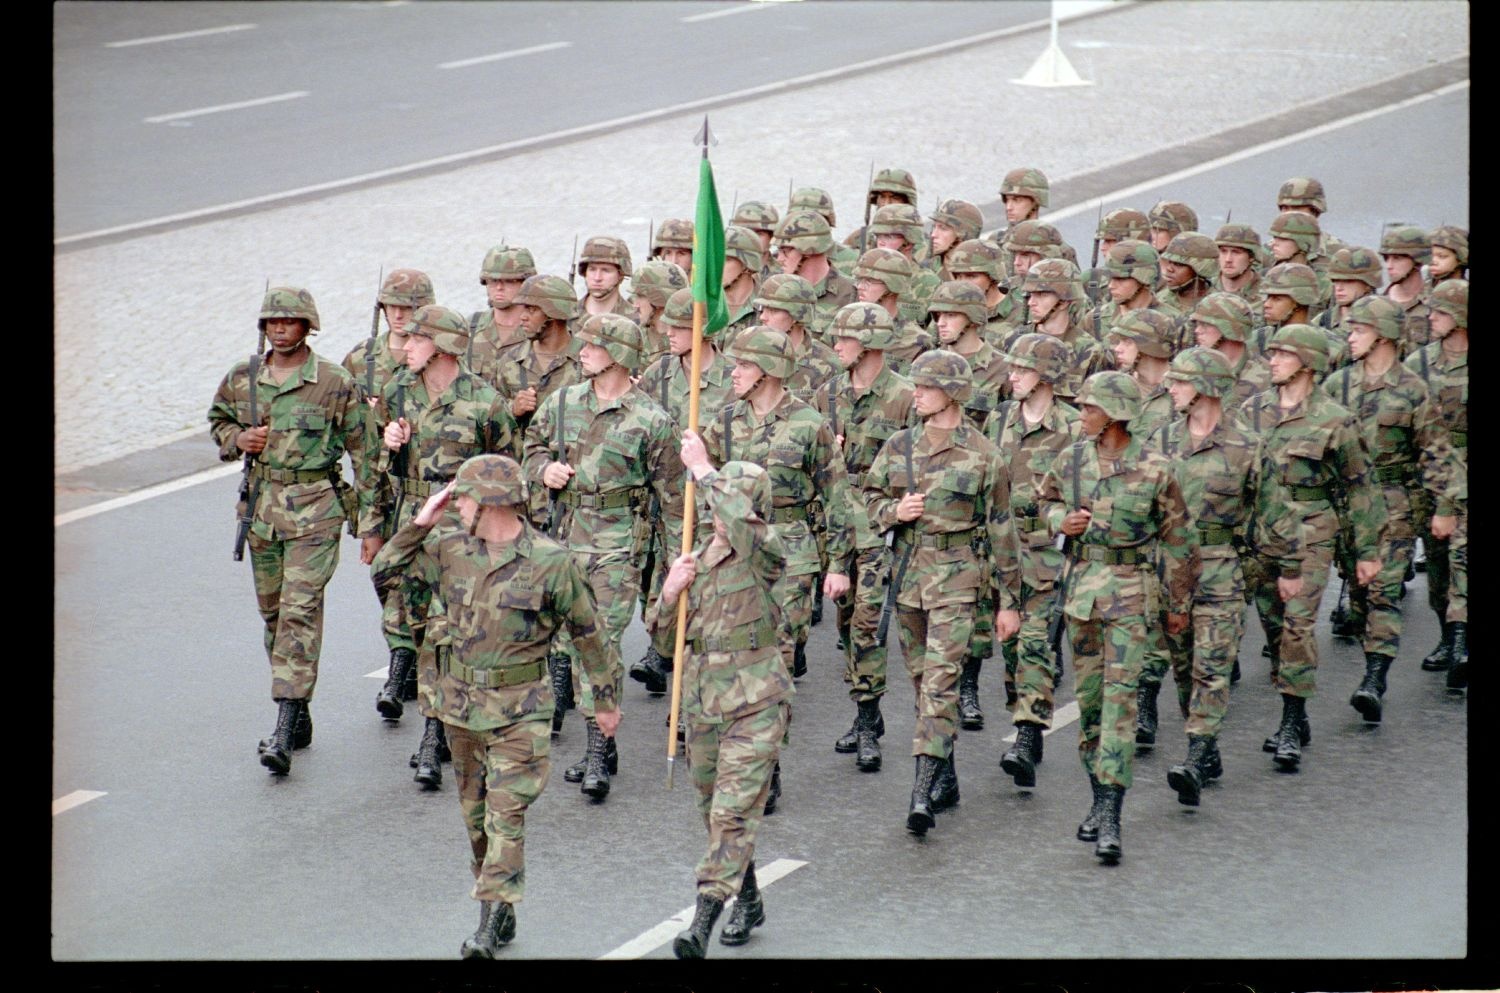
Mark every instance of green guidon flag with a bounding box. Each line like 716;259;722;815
691;155;728;336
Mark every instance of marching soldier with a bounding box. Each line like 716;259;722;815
868;202;940;323
948;238;1024;346
1038;371;1198;863
788;186;859;277
494;274;584;439
651;218;695;279
721;226;767;345
864;350;1021;836
577;236;637;320
1425;225;1469;289
752;272;841;402
922;198;985;280
1380;225;1434;357
1213;223;1267;307
467;246;538;375
1266;211;1332;311
772;209;857;337
656;452;791;958
1190;292;1270;421
1092;239;1180;345
1108;309;1179;441
1023;258;1109;403
851;246;934;375
370;455;619;958
1157;232;1220;330
1083;208;1151;306
1147;201;1198;253
209;287;368;775
842;167;920;255
1249;263;1320;356
731;200;781;283
629;260;689;366
988;166;1050;270
1275;177;1342;255
1314;246;1385;375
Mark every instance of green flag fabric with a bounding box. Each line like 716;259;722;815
691;155;728;336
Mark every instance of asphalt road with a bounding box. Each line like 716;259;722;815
53;0;1048;239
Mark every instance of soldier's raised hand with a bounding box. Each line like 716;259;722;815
542;461;576;489
662;553;698;603
413;482;455;527
679;429;712;475
512;387;539;417
237;424;269;455
896;492;926;522
383;417;412;451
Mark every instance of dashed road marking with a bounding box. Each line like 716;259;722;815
1000;701;1081;744
53;791;107;816
55;464;241;528
438;41;572;70
680;2;783;24
144;90;309;125
106;24;256;48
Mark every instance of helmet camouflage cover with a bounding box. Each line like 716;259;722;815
753;273;818;325
868;167;918;205
1023;257;1084;301
999;166;1050;208
654;218;694;251
631;260;689;309
577;313;645;371
774;209;835;255
1261;263;1320;307
380;268;437;307
1326;246;1383;287
1007;332;1070;383
945;238;1004;281
1266;323;1330;373
1110;308;1177;359
1380;224;1430;263
852;247;914;296
405;304;471;357
479;246;537;285
579;235;634;277
1104;240;1159;286
725;325;795;379
931;198;984;242
789;186;837;226
909;348;974;403
1344;295;1403;340
1098;207;1150;242
1161;233;1221;281
926;279;988;326
1075;370;1143;421
513;274;582;321
1268;211;1320;254
732;200;780;233
724;225;766;274
1276;176;1328;214
1214;223;1263;252
1429;225;1469;266
868;203;925;247
1164;346;1235;399
1191;291;1256;343
1149;200;1198;237
830;302;901;351
1427;278;1468;328
454;454;529;508
1004;219;1066;258
259;286;320;332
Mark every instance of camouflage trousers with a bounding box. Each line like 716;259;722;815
1246;543;1334;699
897;602;974;761
842;546;891;703
1068;611;1147;790
772;570;815;745
967;585;997;662
447;715;551;905
686;701;786;902
643;526;677;659
1139;576;1173;686
248;529;340;701
1358;515;1416;660
1005;583;1061;727
1447;506;1467;623
1165;600;1245;739
566;549;639;719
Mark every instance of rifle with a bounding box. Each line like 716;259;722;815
568;234;580;290
647;217;654;266
1047;441;1085;652
1090;200;1103;270
859;161;875;254
364;266;384;400
875;430;917;645
233;279;270;561
548;385;568;538
389;383;410;533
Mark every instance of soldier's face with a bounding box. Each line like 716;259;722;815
265;317;309;354
632;295;655;326
753;229;773;254
955;271;992;294
486;278;525;308
1167;378;1200;412
1078;403;1110;437
930;222;960;254
1110;336;1140;371
1012;251;1041;277
456;494;479;530
383;303;414;334
584;262;621;297
659;247;693;272
935;311;970;344
833;336;865;368
873;191;904;208
1429;310;1456;338
519;303;547;337
1262;294;1295;324
1429;245;1459;279
913;384;953;417
757;305;794;332
1332;280;1368;307
668;324;694;356
1270;237;1300;262
1383;254;1416;283
1193;322;1224;350
1002;194;1036;224
1099;237;1119;255
1161;259;1193;288
874;232;910;254
731;359;766;397
1346;324;1379;361
1149;228;1173;252
855;277;888;304
775;245;804;275
1108;276;1141;304
1026;290;1060;322
579;342;616;377
1267;348;1305;384
722;258;746;287
1009;367;1041;399
404;334;436;371
1218;245;1253;279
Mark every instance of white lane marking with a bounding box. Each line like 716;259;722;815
53;791;107;816
54;464;241;528
999;701;1081;744
144;91;309;125
1047;79;1470;223
597;857;808;959
59;15;1065;245
366;668;387;679
680;3;780;24
438;41;572;70
105;23;256;48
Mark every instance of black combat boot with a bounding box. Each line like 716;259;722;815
415;717;444;788
719;861;765;946
436;721;451;763
1447;622;1468;692
1135;680;1160;748
764;762;781;815
854;699;883;771
564;725;618;783
1076;773;1106;842
1350;654;1393;724
259;699;312;753
1004;677;1018;708
377;647;416;719
1167;735;1212;807
1000;722;1042;788
1422;622;1455;671
836;703;884;753
549;654;574;738
958;657;984;730
401;655;419;702
792;642;808;679
259;699;299;775
929;746;959;812
672;893;725;959
906;755;941;835
628;645;670;696
811;590;824;627
1094;785;1125;864
459;900;516;959
580;718;613;800
1330;584;1361;639
1204;737;1223;780
1231;656;1241;685
1263;697;1311;752
1272;695;1307;771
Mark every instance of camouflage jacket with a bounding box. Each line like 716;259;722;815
491;336;585;435
523;381;683;555
898;267;941;325
1390;291;1434;359
1039;435;1200;620
644;468;792;722
466;309;529;386
703;391;854;576
785;331;842;406
1238;387;1384;577
209;347;368;541
1143;418;1256;603
1405;342;1468;478
635;349;737;432
1323;359;1460;517
366;368;518;538
829;241;861;280
883;318;938;378
809;269;859;339
720;298;760;353
864;419;1021;611
578;292;637;321
1224;349;1274;417
1216;270;1266;309
953;339;1011;426
372;519;617;732
814;362;918;552
1091;295;1182;343
1132;378;1177;442
1307;303;1355;373
341;331;404;496
1020;322;1109;402
983;397;1083;592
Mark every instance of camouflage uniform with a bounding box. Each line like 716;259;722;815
1247;263;1321;358
923;198;985;281
869;203;940;324
467;246;538;381
947;239;1023;347
990;167;1051;273
577;234;642;322
1081;208;1150;306
627;259;689;366
1213;223;1267;309
1191;292;1273;422
370;455;617;953
1380;225;1435;358
1023;258;1110;402
774;210;856;338
851;247;935;376
752;273;841;403
1091;239;1183;346
789;185;858;279
1156;233;1221;346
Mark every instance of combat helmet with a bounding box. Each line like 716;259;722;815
1428;278;1468;329
724;225;765;276
478;247;537;286
909;349;973;403
1277;177;1328;215
405;305;471;356
774;210;834;256
659;287;700;332
379;268;437;308
1007;332;1070;383
931;199;984;243
1379;225;1430;264
1161;233;1221;281
1326;247;1383;288
714;461;774;522
1022;257;1084;301
926;280;988;327
789;187;837;226
1104;240;1159;286
946;239;1004;282
577;313;645;371
653;218;694;253
1261;263;1321;307
829;302;901;351
1191;292;1256;343
999;167;1050;209
578;236;634;278
259;286;320;332
1265;323;1330;373
1268;211;1321;255
725;325;795;379
732;200;780;235
754;273;818;325
631;261;689;310
1004;220;1067;259
869;204;925;248
1429;225;1469;267
513;274;581;322
1098;208;1150;243
1164;346;1235;399
852;247;914;297
868;168;919;206
1344;295;1403;340
1075;371;1143;421
1110;309;1177;359
1149;201;1198;239
1214;223;1263;253
454;454;529;508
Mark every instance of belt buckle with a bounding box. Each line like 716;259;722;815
748;628;759;650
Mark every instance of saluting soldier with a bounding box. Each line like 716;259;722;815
467;246;538;373
371;455;619;958
209;287;368;775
